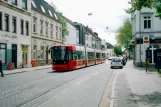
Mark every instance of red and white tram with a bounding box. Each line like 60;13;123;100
86;47;95;66
51;44;106;71
95;49;102;64
101;51;106;63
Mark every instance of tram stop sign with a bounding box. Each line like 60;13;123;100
155;49;161;69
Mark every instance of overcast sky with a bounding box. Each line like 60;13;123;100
45;0;130;45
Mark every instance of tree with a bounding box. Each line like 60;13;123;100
57;12;69;43
116;18;132;49
50;1;69;43
125;0;161;19
114;45;122;56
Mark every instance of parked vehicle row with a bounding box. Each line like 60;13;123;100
51;44;107;71
110;56;127;69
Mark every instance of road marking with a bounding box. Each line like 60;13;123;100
110;71;118;107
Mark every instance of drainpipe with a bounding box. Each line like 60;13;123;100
140;10;142;67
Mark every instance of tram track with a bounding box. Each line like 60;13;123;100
19;67;111;107
0;64;107;107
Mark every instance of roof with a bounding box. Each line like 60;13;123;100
106;43;113;48
31;0;59;22
63;16;78;29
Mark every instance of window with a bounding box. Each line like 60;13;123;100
40;5;46;13
50;24;53;37
12;17;16;33
11;0;17;5
88;52;94;60
96;53;101;58
0;43;7;64
0;12;2;30
41;46;44;60
73;51;85;60
59;28;62;40
56;26;58;39
33;45;37;60
4;14;9;31
54;13;58;19
144;16;151;29
20;20;24;34
26;21;29;35
45;22;48;36
40;20;43;35
31;0;36;8
48;10;53;17
22;0;27;10
33;17;37;33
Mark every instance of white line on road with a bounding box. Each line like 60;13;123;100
110;71;118;107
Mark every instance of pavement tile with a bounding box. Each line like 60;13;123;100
113;60;161;107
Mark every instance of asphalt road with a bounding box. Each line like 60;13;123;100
0;62;113;107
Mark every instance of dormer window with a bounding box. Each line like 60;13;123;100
11;0;17;5
40;5;46;13
31;0;36;8
48;10;53;17
22;0;27;10
54;13;58;19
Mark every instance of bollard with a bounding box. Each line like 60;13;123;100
0;60;4;77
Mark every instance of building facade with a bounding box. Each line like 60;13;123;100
0;0;32;69
31;0;62;66
64;17;79;45
131;7;161;67
106;43;114;57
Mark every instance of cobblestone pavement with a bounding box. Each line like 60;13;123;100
0;62;113;107
112;60;161;107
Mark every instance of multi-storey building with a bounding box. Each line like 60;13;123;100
106;43;114;57
131;6;161;67
0;0;32;69
31;0;62;66
64;17;79;45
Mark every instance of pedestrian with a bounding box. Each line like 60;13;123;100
0;60;4;77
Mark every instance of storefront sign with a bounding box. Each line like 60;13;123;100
143;35;149;44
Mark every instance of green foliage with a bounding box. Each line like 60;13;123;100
114;45;122;56
57;12;69;43
125;0;161;19
116;18;132;49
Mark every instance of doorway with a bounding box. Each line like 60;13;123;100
46;47;48;64
12;44;17;68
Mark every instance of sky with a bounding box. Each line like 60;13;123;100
45;0;131;45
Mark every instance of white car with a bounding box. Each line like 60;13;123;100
108;57;113;60
111;57;123;69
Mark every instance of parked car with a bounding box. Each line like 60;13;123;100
108;57;113;60
111;57;123;69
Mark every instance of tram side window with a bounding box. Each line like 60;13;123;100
88;52;94;60
102;53;105;58
73;51;85;60
96;53;101;58
68;51;73;60
73;51;77;60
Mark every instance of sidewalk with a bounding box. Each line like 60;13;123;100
113;60;161;107
4;65;52;75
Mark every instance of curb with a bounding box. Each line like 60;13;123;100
109;71;118;107
4;67;52;75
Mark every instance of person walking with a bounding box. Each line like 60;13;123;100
0;60;4;77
